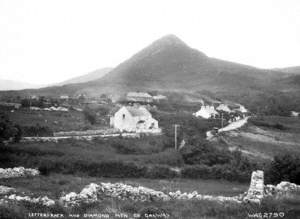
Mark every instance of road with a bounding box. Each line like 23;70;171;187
218;117;249;133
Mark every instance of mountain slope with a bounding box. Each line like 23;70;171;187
0;35;296;100
91;34;283;93
56;67;112;85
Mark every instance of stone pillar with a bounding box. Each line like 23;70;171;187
243;170;264;204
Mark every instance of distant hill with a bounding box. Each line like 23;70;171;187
56;67;112;85
0;79;44;91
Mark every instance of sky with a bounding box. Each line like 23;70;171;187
0;0;300;85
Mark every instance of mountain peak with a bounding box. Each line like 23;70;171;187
151;34;187;48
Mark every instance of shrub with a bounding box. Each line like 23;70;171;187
180;143;231;166
22;124;53;137
83;108;97;125
265;153;300;184
0;113;22;143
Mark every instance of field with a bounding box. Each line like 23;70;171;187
0;175;299;219
220;116;300;161
6;108;105;132
0;174;248;199
1;109;300;218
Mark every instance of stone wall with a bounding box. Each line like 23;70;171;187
243;170;264;203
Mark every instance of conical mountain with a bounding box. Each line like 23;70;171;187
93;34;280;93
3;34;293;98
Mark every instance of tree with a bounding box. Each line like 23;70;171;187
0;113;22;144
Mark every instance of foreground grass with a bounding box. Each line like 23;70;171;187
0;196;299;219
0;174;248;199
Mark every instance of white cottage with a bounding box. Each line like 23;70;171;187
126;92;153;103
110;106;161;133
216;104;232;113
193;105;219;119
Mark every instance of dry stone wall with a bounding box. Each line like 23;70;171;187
243;170;264;204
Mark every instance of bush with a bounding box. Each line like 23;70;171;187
180;142;231;166
83;108;97;125
265;153;300;184
22;124;53;137
0;113;22;143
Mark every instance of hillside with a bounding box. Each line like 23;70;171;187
95;35;283;93
56;67;112;85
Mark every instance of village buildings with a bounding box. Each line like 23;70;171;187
126;92;153;103
110;106;161;133
193;105;219;119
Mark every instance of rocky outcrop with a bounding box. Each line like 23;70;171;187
0;167;39;179
0;186;15;195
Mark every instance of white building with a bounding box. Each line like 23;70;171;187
216;104;232;113
60;95;69;100
193;105;219;119
291;111;299;117
110;106;161;133
153;95;167;101
126;92;153;103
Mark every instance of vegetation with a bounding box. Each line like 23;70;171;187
0;113;22;144
265;153;300;185
0;195;299;219
22;124;53;137
83;108;97;125
249;116;300;133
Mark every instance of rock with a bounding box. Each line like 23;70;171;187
0;186;15;195
0;167;39;179
6;194;55;206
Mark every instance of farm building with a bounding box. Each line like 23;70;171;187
193;105;219;119
126;92;153;103
60;95;69;100
216;104;232;113
291;111;299;117
153;94;167;102
110;106;161;133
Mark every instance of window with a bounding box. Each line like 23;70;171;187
122;114;125;119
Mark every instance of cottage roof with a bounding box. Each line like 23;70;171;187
125;106;151;117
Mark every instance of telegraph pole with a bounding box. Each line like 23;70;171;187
174;124;180;151
221;113;224;128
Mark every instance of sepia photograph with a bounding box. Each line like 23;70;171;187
0;0;300;218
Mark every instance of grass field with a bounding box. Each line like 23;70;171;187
0;174;248;199
222;116;300;161
6;108;105;132
0;175;299;219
